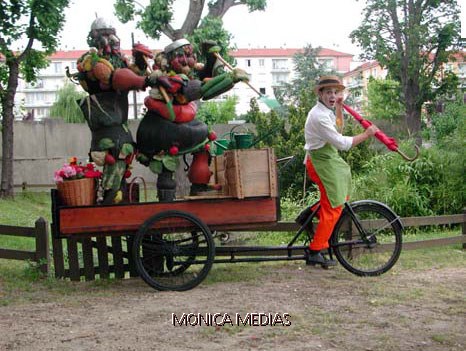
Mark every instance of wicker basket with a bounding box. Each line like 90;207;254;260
57;178;96;206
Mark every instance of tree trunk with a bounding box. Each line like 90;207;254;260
405;108;422;145
179;0;206;36
0;60;19;198
403;78;423;146
208;0;237;18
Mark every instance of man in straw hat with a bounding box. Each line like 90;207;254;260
298;75;378;267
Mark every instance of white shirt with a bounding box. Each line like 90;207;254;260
304;101;353;153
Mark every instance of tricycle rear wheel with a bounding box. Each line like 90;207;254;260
133;210;215;291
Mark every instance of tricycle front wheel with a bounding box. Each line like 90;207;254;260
133;210;215;291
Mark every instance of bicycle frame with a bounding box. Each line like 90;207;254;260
288;200;398;252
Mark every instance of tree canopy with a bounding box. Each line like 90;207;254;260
350;0;461;142
365;77;404;122
49;82;86;123
274;44;324;111
0;0;70;197
114;0;267;41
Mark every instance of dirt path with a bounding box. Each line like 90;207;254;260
1;263;465;351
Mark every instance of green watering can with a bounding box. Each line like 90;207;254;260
229;125;255;149
213;138;230;155
213;124;279;155
213;126;254;155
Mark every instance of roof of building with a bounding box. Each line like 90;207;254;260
230;47;353;58
344;61;380;77
48;47;354;60
49;50;134;59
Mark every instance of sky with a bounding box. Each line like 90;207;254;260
57;0;366;56
33;0;465;58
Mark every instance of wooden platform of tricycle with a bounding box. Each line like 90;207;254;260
50;189;287;290
51;190;280;238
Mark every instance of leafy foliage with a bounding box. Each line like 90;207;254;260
244;97;308;200
274;44;323;109
187;16;234;62
352;141;464;217
364;77;404;121
49;83;86;123
350;0;461;138
0;0;71;197
114;0;266;41
196;96;238;125
430;95;466;145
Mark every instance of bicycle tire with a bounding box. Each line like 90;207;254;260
330;200;403;276
133;210;215;291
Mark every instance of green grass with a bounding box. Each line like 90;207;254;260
0;191;51;226
0;192;464;307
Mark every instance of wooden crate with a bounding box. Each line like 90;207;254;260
209;154;225;188
222;148;278;199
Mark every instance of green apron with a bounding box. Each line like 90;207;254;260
310;143;351;208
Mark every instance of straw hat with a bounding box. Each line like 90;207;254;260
314;75;345;93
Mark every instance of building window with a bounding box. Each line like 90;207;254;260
246;59;251;67
318;58;334;71
26;79;43;89
260;87;266;94
259;59;264;67
272;72;289;85
35;92;45;101
458;63;466;77
53;62;62;74
272;59;288;70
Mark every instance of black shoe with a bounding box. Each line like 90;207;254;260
306;251;337;268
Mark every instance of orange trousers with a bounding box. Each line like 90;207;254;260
305;158;343;251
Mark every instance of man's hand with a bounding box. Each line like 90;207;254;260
365;125;379;136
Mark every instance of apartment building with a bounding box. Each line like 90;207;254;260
13;47;353;119
343;51;466;110
14;49;148;120
226;47;353;114
342;61;387;110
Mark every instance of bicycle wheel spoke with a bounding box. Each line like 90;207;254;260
331;201;402;276
133;210;215;291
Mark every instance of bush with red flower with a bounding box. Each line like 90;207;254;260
54;157;102;183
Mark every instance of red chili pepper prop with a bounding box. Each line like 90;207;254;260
342;104;419;161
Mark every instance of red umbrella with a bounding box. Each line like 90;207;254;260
342;104;419;161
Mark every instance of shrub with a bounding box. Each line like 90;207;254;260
352;142;464;217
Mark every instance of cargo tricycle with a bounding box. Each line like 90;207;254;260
51;148;403;291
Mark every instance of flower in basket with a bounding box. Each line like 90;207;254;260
54;157;102;183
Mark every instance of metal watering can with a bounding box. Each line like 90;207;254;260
229;125;255;149
212;124;280;155
212;126;255;155
213;137;230;155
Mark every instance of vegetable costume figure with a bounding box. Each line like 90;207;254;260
137;39;249;200
73;18;153;204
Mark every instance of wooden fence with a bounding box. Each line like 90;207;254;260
0;218;50;274
50;211;466;282
1;212;464;281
